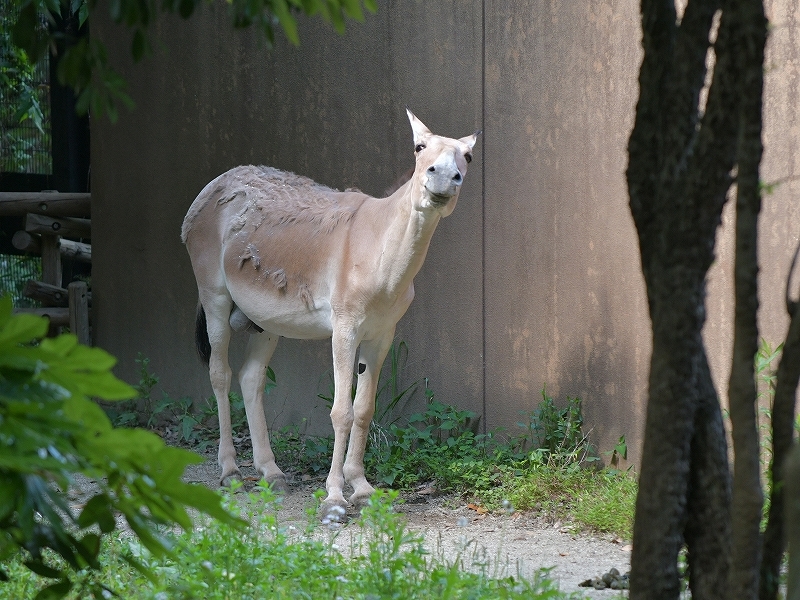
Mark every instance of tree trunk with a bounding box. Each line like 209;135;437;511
727;2;768;597
685;360;732;599
626;0;765;597
785;443;800;600
760;264;800;600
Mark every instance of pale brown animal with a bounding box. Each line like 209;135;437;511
181;110;478;512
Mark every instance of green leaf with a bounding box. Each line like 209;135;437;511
0;480;17;521
77;495;117;533
11;2;45;60
75;532;102;568
78;1;89;26
341;0;364;21
33;579;72;600
131;28;146;62
24;560;64;579
178;0;195;18
43;0;61;14
272;0;300;45
0;312;48;348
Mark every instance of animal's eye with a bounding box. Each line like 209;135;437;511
465;153;473;164
415;144;426;153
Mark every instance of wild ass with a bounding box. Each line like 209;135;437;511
181;110;479;512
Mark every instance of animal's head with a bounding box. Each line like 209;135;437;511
407;109;479;217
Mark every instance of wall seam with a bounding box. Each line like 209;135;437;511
481;0;487;434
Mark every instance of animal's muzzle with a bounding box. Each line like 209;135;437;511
425;164;463;199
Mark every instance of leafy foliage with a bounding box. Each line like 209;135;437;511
1;3;50;173
0;295;242;598
515;386;598;468
8;0;377;121
4;484;582;598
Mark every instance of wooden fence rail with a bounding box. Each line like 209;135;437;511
0;192;92;345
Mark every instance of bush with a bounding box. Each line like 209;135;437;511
0;296;241;598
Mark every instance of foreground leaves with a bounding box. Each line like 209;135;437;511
0;295;242;598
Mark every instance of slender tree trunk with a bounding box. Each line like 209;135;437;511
727;3;768;598
786;443;800;600
760;267;800;600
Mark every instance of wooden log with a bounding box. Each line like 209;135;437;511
0;192;91;217
40;235;62;288
11;231;40;253
12;231;92;263
68;281;90;345
24;280;68;307
59;238;92;262
25;213;91;240
14;307;69;326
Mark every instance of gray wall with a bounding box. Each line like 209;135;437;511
92;1;800;466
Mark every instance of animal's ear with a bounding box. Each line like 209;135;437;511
460;130;481;150
406;108;432;146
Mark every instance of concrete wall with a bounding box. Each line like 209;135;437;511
92;1;800;465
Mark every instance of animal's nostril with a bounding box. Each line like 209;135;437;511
453;173;462;182
427;166;436;173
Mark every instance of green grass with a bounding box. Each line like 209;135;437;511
1;486;587;599
450;462;637;540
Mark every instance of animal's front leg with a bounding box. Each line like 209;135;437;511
344;332;394;507
322;327;359;516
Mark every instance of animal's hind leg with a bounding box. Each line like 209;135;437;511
239;331;287;492
344;332;393;506
202;296;240;486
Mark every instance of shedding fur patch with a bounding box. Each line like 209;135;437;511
216;189;242;205
238;243;261;270
298;282;314;309
268;268;287;290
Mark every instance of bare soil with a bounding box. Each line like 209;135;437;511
182;453;632;599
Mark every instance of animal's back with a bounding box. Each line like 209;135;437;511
182;165;360;245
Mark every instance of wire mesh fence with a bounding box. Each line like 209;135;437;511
0;254;41;308
1;0;52;175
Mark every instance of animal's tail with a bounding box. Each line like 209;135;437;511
195;303;212;365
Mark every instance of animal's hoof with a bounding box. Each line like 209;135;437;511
265;475;289;494
348;490;375;509
220;470;243;489
318;498;349;525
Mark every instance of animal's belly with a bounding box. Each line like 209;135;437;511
230;293;334;340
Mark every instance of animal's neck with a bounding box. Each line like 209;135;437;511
375;180;441;296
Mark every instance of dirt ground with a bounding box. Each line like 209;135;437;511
182;454;633;599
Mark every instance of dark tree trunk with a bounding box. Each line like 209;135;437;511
684;359;733;599
626;0;768;598
727;2;768;598
760;269;800;600
785;443;800;600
